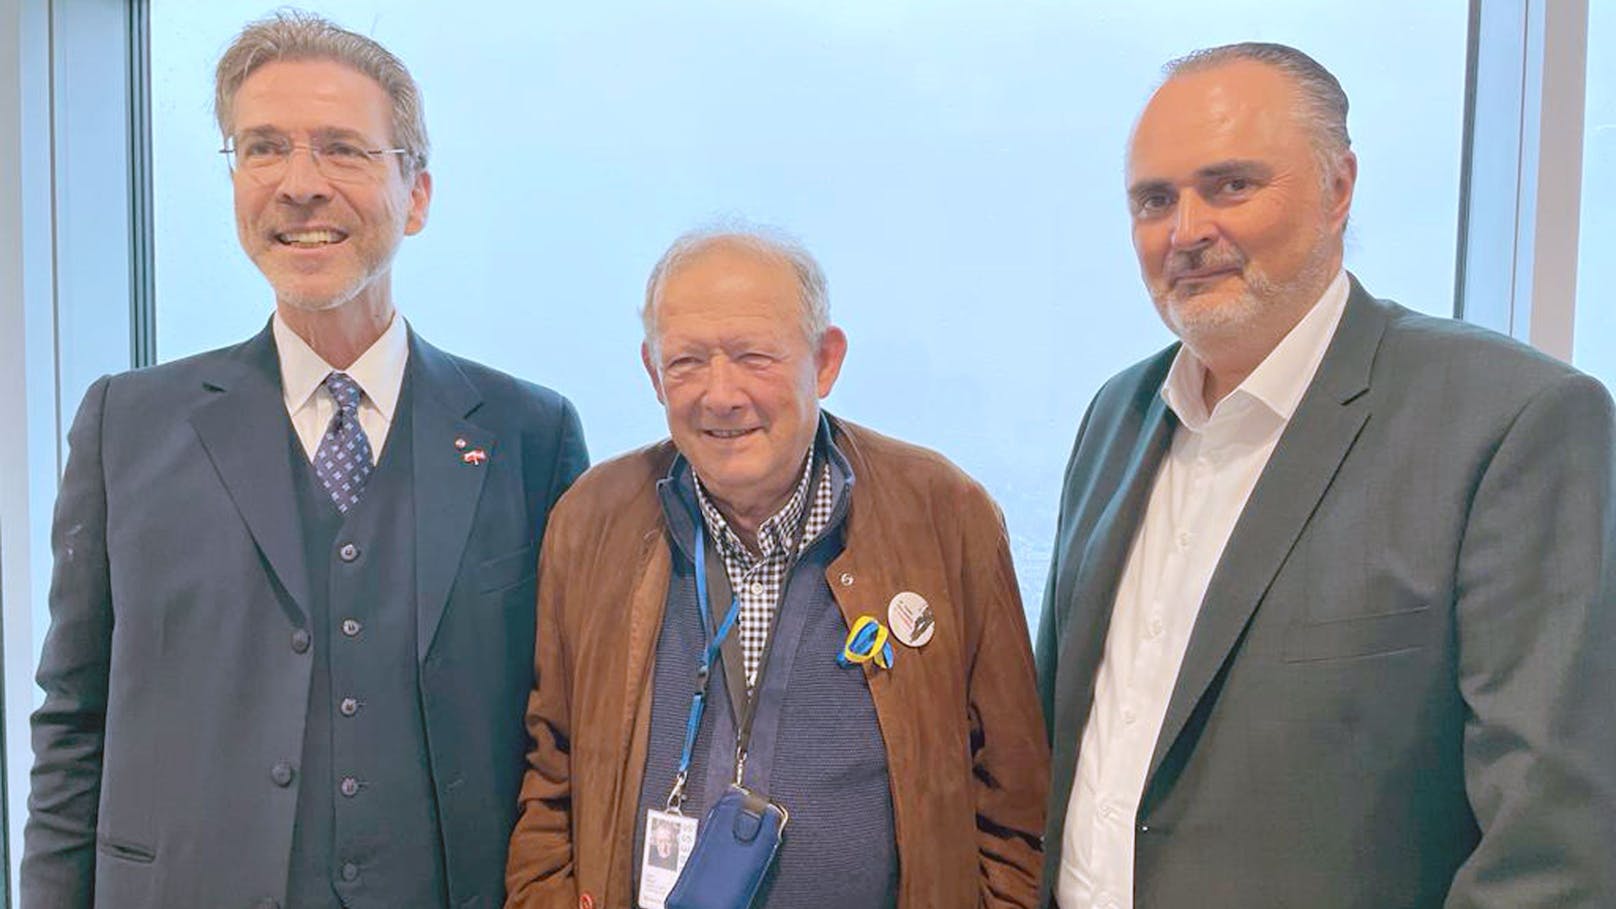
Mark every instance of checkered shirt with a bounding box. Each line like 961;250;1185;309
694;452;834;688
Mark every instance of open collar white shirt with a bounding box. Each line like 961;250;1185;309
1057;270;1350;909
272;310;409;465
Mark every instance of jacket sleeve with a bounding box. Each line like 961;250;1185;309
1446;372;1616;907
505;499;581;907
959;486;1050;909
22;376;114;909
543;397;589;516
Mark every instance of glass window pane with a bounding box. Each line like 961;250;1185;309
1576;1;1615;390
152;2;1468;626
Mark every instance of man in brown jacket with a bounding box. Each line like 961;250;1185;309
506;226;1048;909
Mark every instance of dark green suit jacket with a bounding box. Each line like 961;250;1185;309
1038;278;1616;907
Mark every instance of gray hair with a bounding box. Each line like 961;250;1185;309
641;222;830;352
1164;42;1352;185
214;9;429;177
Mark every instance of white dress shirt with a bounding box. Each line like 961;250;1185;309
272;311;409;465
1057;270;1350;909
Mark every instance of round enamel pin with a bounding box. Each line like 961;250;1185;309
887;591;936;648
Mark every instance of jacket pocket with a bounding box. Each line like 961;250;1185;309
1283;606;1434;663
97;834;156;864
478;543;537;595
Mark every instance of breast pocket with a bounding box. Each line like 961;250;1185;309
1282;606;1435;663
477;543;537;596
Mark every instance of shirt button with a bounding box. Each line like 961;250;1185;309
340;776;360;797
341;862;359;882
1176;530;1192;549
270;762;295;787
1100;803;1117;820
290;629;311;653
749;582;764;595
1146;616;1165;639
839;572;854;587
340;697;360;717
341;618;362;637
255;900;280;909
338;542;360;562
1122;708;1138;725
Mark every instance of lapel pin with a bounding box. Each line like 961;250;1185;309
839;615;895;670
461;448;487;466
888;591;935;648
453;437;468;450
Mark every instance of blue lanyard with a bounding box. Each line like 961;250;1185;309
666;520;741;814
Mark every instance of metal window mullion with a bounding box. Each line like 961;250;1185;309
128;0;155;368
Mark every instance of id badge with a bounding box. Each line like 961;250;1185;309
638;809;699;909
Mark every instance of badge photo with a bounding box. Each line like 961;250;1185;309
887;591;936;648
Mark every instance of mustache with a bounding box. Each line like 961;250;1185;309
1164;245;1246;281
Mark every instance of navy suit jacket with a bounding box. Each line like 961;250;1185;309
22;323;588;908
1037;279;1616;907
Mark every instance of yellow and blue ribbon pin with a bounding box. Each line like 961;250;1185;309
839;615;896;670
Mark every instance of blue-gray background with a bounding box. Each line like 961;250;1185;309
152;2;1475;625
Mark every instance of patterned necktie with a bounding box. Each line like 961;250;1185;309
313;371;374;514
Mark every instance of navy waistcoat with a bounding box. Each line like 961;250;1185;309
284;383;448;908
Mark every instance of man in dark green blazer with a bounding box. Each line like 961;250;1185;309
1038;42;1615;908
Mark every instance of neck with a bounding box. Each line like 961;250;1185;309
709;482;795;555
712;500;768;554
1197;345;1266;412
277;292;394;369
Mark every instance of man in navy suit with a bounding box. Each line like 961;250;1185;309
1038;43;1615;907
22;12;586;908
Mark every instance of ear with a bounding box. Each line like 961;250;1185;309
1326;150;1356;234
641;341;667;405
404;169;432;235
814;326;848;399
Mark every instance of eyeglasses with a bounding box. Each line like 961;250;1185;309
220;136;410;183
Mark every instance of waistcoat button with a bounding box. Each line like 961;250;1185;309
270;762;295;787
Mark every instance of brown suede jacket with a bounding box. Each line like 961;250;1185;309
506;417;1049;909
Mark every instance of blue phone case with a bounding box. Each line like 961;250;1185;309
666;786;787;909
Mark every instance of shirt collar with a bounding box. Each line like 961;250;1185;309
271;310;410;420
1161;268;1350;430
693;447;817;562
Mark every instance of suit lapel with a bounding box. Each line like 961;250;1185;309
1144;281;1388;787
408;333;495;662
190;323;313;620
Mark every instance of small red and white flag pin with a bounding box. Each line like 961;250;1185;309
461;448;487;465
